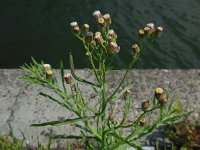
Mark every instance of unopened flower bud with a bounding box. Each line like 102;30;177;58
85;32;94;43
108;42;120;54
147;23;155;31
108;29;117;41
124;89;131;100
92;10;102;19
43;64;51;70
141;100;150;110
82;24;89;33
132;44;140;54
139;29;145;38
140;118;147;126
156;27;163;37
64;73;73;84
155;87;164;99
46;70;53;78
103;14;111;25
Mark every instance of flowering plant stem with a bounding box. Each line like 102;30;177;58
20;11;189;150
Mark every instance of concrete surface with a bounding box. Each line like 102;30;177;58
0;69;200;148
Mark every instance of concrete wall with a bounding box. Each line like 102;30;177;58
0;69;200;147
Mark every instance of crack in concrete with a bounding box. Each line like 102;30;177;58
6;84;30;124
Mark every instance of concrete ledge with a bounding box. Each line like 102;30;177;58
0;69;200;147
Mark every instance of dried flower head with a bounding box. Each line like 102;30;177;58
140;118;147;126
43;64;51;70
92;10;102;19
108;42;120;54
103;14;111;25
64;73;73;84
158;94;168;105
46;70;53;78
132;44;140;54
141;100;150;110
74;26;81;35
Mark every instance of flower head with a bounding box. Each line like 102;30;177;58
82;24;89;33
147;23;155;31
140;118;147;126
70;22;80;35
64;73;73;84
43;64;51;70
124;89;131;100
103;14;111;25
108;42;120;54
94;32;103;43
141;100;150;110
155;87;164;99
132;44;140;54
108;29;117;41
92;10;102;19
139;29;145;38
156;27;163;37
46;70;53;78
85;31;94;43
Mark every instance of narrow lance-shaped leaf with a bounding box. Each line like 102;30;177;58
60;60;67;94
31;116;95;127
70;53;100;87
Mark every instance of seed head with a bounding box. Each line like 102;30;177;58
64;73;73;84
108;42;120;54
132;44;140;54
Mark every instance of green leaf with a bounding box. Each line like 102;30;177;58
31;116;94;127
70;53;100;87
81;131;95;150
39;92;70;110
60;60;67;93
113;144;128;150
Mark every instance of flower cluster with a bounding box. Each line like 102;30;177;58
70;10;121;54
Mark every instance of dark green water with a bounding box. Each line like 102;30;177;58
0;0;200;68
